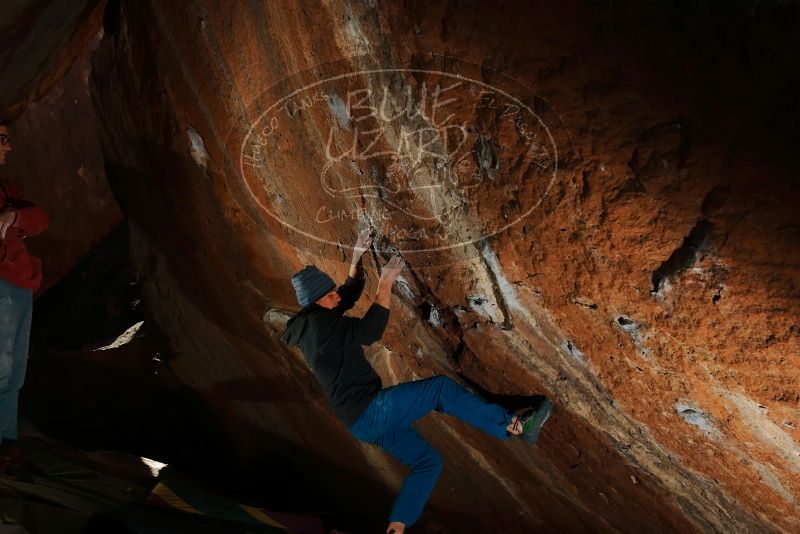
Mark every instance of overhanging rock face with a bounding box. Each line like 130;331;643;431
90;1;799;532
0;0;105;118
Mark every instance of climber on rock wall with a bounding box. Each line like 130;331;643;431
0;119;50;472
280;225;553;533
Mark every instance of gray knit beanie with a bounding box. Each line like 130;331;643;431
291;266;336;308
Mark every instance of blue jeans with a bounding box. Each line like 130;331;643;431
0;279;33;444
349;375;514;527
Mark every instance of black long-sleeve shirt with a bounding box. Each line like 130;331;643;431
280;276;390;426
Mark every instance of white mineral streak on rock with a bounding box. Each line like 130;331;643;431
95;321;144;350
187;126;209;168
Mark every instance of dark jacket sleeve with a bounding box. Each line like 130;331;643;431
341;303;390;346
0;179;49;236
336;275;365;312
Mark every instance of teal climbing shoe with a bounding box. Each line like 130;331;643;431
516;396;553;445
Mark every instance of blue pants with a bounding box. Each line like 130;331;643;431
349;375;514;527
0;279;33;444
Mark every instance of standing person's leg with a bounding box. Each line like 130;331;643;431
378;375;516;440
375;425;442;529
0;280;20;446
0;281;32;444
